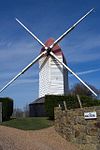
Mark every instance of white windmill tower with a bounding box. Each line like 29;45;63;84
39;38;68;97
0;8;97;98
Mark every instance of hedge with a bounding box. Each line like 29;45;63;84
0;97;13;121
45;95;100;120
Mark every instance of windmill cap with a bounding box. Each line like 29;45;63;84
41;38;63;55
40;38;67;64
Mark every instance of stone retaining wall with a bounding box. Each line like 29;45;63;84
54;106;100;150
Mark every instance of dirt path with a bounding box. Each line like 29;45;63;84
0;126;78;150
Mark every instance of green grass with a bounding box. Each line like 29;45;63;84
0;117;53;130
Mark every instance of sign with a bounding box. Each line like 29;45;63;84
84;112;97;119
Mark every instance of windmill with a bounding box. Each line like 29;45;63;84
39;38;68;97
0;8;97;97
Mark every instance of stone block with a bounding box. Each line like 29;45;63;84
96;144;100;150
78;144;97;150
86;135;99;144
86;126;98;136
75;134;87;144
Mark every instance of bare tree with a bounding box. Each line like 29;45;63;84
23;104;29;117
13;108;23;118
71;83;99;97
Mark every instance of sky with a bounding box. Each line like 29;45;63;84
0;0;100;109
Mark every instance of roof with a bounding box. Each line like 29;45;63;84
40;38;67;64
29;97;45;104
41;38;64;56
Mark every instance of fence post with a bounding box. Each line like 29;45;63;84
58;104;61;108
63;101;68;111
76;94;82;109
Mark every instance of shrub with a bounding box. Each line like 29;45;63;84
45;95;100;120
0;97;13;121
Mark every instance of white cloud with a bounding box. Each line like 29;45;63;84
12;78;38;85
62;33;100;63
0;39;38;59
69;68;100;77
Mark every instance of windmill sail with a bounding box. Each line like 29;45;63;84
0;51;46;93
50;8;94;49
50;51;97;96
16;18;47;50
0;8;97;97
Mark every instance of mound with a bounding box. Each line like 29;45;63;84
0;126;78;150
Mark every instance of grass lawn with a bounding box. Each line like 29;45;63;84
0;117;53;130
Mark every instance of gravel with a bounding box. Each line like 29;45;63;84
0;126;78;150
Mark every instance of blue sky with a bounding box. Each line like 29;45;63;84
0;0;100;109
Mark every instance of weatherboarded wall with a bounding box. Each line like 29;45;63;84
54;106;100;150
39;38;68;97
